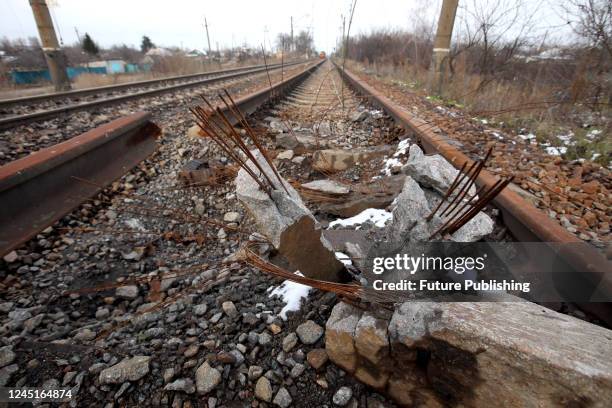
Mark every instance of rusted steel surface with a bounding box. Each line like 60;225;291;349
0;112;160;256
0;61;307;130
0;60;304;108
336;63;612;305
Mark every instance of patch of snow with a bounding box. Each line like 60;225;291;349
480;119;488;124
591;153;601;160
393;139;411;157
381;157;402;176
586;129;602;140
381;139;412;176
370;109;384;119
545;146;567;156
334;252;353;266
487;131;503;140
557;132;576;146
518;133;536;141
268;271;312;320
328;208;393;229
125;218;146;231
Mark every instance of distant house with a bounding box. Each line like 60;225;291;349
145;47;173;57
519;48;572;63
0;50;17;64
84;59;127;74
186;49;205;58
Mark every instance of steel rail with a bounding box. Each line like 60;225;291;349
0;60;324;258
335;62;611;322
0;60;305;108
0;61;308;130
0;112;160;257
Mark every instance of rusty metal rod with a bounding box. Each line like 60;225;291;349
446;177;514;235
220;91;290;193
426;161;468;221
440;147;492;218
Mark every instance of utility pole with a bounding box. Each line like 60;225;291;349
29;0;71;91
290;16;294;52
204;17;212;55
74;27;81;44
430;0;458;95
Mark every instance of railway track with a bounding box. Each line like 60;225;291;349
0;61;296;112
0;60;322;255
0;61;313;165
0;60;307;130
0;59;609;406
1;58;609;311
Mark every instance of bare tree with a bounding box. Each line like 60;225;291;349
562;0;612;104
453;0;540;90
563;0;612;57
276;33;292;52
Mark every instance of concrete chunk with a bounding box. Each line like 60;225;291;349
236;150;344;281
354;312;389;365
387;301;612;407
313;147;392;173
402;145;475;196
325;302;363;373
387;176;431;242
302;179;350;195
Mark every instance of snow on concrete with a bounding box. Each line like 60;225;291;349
381;139;411;176
393;139;411;157
381;157;402;176
328;208;393;229
334;252;353;266
268;272;312;320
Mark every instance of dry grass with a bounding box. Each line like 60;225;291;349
72;72;154;88
349;59;611;165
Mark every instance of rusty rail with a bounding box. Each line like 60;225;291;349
0;112;160;256
0;61;308;130
335;63;611;321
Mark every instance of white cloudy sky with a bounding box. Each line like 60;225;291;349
1;0;575;52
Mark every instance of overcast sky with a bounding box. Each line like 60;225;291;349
1;0;574;53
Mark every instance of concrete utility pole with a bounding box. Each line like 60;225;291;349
204;17;212;55
74;27;81;44
29;0;71;91
290;16;294;52
430;0;458;95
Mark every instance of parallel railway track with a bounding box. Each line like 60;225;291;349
0;60;307;130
